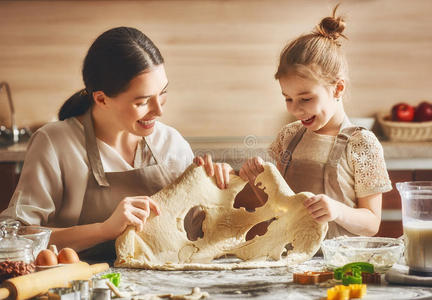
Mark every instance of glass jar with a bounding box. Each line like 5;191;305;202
0;219;36;281
397;181;432;276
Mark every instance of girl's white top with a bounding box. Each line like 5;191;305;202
269;121;392;203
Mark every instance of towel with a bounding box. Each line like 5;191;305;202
385;264;432;286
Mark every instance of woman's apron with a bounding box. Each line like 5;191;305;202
282;119;361;239
77;110;174;261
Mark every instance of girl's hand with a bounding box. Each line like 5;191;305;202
194;154;233;189
102;196;161;239
239;156;265;183
303;194;342;223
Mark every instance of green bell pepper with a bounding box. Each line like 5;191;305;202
334;262;374;285
101;272;121;287
342;266;363;285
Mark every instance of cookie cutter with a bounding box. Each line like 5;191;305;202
293;271;334;285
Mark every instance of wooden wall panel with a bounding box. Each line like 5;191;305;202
414;170;432;181
382;170;413;210
376;221;403;238
378;170;413;238
0;163;20;212
1;0;432;137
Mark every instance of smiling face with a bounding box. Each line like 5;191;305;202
279;72;345;135
103;64;168;137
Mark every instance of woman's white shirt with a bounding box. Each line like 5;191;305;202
0;117;194;226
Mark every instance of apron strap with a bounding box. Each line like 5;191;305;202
282;126;307;177
326;126;360;167
82;110;110;187
143;136;175;183
143;137;163;166
133;139;144;167
134;137;164;168
324;123;363;238
324;123;363;203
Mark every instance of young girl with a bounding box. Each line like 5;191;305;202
239;6;392;238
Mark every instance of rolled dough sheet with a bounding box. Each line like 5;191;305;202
115;162;328;270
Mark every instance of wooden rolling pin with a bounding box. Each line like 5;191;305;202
0;261;108;300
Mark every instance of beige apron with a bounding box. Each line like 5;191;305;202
282;118;362;239
78;110;174;261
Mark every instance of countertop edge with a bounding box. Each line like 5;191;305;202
1;140;432;170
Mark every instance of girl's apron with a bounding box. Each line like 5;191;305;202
77;110;174;261
282;118;361;239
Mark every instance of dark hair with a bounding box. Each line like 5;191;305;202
58;27;164;121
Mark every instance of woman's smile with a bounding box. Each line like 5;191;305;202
137;118;156;130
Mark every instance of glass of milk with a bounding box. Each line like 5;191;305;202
397;181;432;276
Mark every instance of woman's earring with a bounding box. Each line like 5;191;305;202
336;97;342;102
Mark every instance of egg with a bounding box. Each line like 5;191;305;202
57;247;80;264
35;249;58;266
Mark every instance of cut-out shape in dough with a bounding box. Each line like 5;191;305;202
234;182;268;211
281;243;294;257
184;206;205;241
115;162;328;270
245;217;276;241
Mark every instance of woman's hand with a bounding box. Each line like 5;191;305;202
194;154;233;189
239;156;265;183
303;194;343;223
102;196;161;239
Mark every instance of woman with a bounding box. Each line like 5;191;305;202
1;27;231;259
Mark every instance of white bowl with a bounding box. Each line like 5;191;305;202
321;236;404;272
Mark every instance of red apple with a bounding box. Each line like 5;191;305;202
391;103;415;122
414;101;432;122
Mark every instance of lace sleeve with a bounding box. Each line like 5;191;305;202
348;130;393;198
268;121;303;167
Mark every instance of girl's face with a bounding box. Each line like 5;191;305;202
105;64;168;137
278;73;344;135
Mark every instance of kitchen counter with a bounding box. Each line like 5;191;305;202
0;142;27;162
1;138;432;170
188;137;432;170
105;258;432;299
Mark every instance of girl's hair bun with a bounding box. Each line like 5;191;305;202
315;4;346;43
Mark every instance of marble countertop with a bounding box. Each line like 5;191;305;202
1;137;432;170
102;258;432;299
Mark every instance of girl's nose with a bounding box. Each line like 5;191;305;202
289;101;301;114
151;96;163;116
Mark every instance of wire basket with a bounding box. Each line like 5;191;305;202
377;112;432;142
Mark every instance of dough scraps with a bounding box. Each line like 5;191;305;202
115;162;328;270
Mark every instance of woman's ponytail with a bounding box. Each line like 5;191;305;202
58;89;92;121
